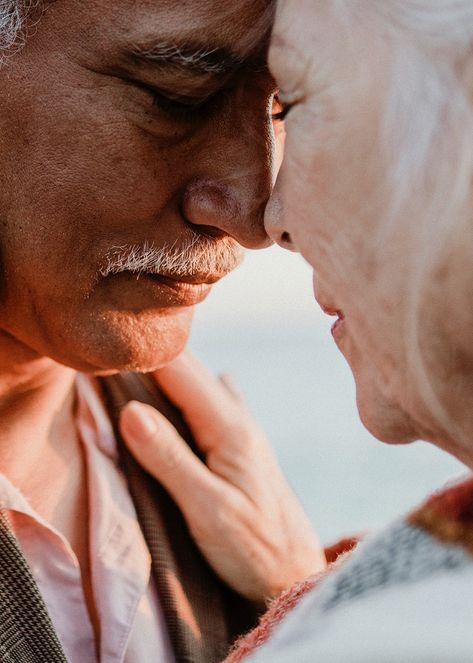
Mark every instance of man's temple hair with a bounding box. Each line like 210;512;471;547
0;0;39;56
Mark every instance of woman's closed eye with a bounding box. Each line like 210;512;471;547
272;93;293;122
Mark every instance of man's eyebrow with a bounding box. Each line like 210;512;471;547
126;39;245;76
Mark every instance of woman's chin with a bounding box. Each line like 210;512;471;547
356;385;419;445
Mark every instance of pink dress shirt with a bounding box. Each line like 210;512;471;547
0;374;175;663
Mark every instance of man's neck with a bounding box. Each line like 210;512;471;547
0;332;100;641
0;331;80;523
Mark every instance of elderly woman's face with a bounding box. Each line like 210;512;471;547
266;0;469;445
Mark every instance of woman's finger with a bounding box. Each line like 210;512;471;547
120;400;220;515
152;351;251;453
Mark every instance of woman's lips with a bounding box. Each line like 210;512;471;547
317;302;346;338
331;315;345;338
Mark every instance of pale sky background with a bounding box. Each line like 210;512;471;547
192;245;321;330
189;247;464;543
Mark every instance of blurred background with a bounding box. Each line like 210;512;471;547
189;246;464;545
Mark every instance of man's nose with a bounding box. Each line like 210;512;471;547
181;91;280;250
182;179;272;250
264;182;296;251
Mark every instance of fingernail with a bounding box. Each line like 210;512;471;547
121;401;157;441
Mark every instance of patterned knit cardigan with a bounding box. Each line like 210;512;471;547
225;475;473;663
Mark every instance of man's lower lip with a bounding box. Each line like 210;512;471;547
106;272;213;307
146;274;212;306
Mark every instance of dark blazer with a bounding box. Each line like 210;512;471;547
0;372;262;663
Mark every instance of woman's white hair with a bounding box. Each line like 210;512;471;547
335;1;473;445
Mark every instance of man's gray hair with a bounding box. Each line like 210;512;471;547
0;0;40;56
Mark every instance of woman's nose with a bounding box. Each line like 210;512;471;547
264;185;296;251
182;180;272;249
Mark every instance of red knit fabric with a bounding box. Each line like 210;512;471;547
324;537;359;564
420;476;473;523
224;577;318;663
408;475;473;556
224;537;359;663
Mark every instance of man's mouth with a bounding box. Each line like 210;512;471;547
138;272;215;307
101;270;214;309
98;236;243;309
150;271;223;286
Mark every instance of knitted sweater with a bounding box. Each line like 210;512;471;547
225;474;473;663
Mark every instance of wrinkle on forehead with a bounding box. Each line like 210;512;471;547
269;31;312;94
269;31;305;67
83;0;275;60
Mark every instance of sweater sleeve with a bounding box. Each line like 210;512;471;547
223;536;359;663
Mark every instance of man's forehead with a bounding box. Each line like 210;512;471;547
80;0;274;63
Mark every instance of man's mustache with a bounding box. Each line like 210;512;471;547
99;233;245;282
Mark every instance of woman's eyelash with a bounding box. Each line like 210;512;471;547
271;94;293;121
272;104;292;121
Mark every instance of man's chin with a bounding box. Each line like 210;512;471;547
89;350;185;376
50;306;194;374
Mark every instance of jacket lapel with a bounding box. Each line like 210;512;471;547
0;511;68;663
99;373;262;663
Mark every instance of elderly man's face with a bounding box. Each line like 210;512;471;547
0;0;279;373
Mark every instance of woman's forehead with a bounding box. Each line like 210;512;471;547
270;0;327;80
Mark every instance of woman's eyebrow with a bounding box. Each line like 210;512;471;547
124;39;245;77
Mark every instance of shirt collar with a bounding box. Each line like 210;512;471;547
75;373;118;462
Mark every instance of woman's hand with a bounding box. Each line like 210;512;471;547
119;351;326;602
